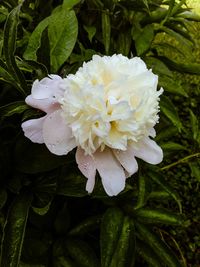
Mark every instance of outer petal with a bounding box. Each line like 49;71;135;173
43;110;77;155
76;147;96;193
94;148;126;196
113;146;138;177
32;75;62;99
22;116;46;144
25;95;60;113
133;137;163;164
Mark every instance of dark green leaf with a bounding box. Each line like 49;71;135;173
0;101;29;119
3;5;27;94
135;223;181;267
189;109;199;143
134;175;149;209
160;95;182;131
23;17;50;61
102;12;111;55
158;75;187;97
0;189;7;209
148;170;182;212
136;239;162;267
53;256;76;267
100;207;124;267
117;30;132;56
189;161;200;182
135;208;183;225
161;142;187;152
0;191;32;267
110;216;135;267
15;138;68;174
68;215;102;236
135;24;154;55
145;57;173;77
65;238;100;267
84;25;96;43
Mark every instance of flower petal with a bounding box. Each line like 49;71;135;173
113;146;138;176
25;95;60;113
94;148;126;196
22;116;46;144
43;110;77;155
76;147;96;193
32;75;62;99
133;137;163;164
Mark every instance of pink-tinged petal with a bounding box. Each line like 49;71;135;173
43;110;77;155
94;148;126;196
76;147;96;193
113;146;138;177
133;137;163;164
32;75;62;99
25;95;60;113
22;116;46;144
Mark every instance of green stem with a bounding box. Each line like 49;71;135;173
161;152;200;171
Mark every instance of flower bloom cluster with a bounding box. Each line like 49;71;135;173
22;55;163;196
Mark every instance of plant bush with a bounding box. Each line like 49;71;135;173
0;0;199;266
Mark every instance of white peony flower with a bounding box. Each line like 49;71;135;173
22;54;163;196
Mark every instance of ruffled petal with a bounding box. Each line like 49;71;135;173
76;147;96;193
113;146;138;176
94;148;126;196
22;116;46;144
25;95;60;113
32;75;62;99
133;137;163;164
43;110;77;155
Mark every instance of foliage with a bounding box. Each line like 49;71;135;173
0;0;199;266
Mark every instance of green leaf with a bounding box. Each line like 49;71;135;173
160;95;182;131
145;57;173;77
158;56;200;75
117;30;132;56
0;191;32;267
189;161;200;182
48;8;78;72
189;109;199;143
148;170;182;213
15;138;68;174
148;190;171;200
68;215;102;236
65;238;100;267
3;5;27;94
134;175;149;209
158;75;187;97
161;142;187;152
84;25;96;43
102;12;111;55
0;101;29;120
100;207;124;267
57;172;88;197
135;208;184;225
53;256;76;267
135;24;154;56
54;202;70;235
62;0;81;9
135;223;182;267
17;60;48;79
110;216;135;267
136;239;162;267
23;17;50;61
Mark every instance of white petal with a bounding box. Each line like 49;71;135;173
25;95;59;113
76;147;96;193
133;137;163;164
43;110;77;155
94;148;126;196
32;75;62;99
22;116;46;144
113;146;138;177
149;128;156;138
